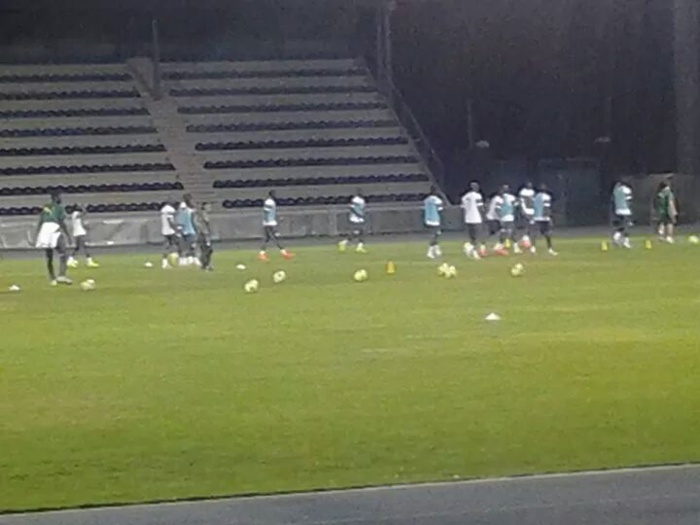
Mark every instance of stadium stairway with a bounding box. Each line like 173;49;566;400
126;58;218;205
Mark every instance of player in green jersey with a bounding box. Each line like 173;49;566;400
34;192;72;285
655;181;677;243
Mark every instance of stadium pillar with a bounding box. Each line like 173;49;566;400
384;0;396;90
673;0;700;176
375;5;385;92
151;17;162;100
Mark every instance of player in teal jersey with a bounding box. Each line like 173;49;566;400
493;184;519;255
423;186;444;258
259;190;293;261
34;192;72;285
532;184;557;256
611;180;633;248
176;194;199;266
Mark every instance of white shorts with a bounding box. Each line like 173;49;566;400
35;223;63;249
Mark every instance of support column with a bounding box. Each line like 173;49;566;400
673;0;700;176
384;0;396;90
375;4;385;93
151;17;162;100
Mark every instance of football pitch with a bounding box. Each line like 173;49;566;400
1;236;699;512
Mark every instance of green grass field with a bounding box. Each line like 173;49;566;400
1;237;699;512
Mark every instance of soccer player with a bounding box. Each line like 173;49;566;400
518;181;536;248
532;184;557;256
176;194;199;266
611;179;633;248
194;202;214;271
655;181;677;243
485;192;501;240
493;184;519;255
160;199;178;269
338;190;367;253
423;185;444;259
460;181;486;259
67;204;99;268
259;190;293;261
34;192;72;285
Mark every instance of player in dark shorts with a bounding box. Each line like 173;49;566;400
655;181;677;243
194;202;214;271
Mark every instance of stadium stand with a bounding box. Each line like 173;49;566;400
158;58;433;208
0;58;435;218
0;63;176;217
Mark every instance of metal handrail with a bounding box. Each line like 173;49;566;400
358;57;448;200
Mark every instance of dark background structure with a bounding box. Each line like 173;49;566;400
0;0;698;202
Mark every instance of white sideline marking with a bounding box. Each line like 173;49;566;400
9;463;700;517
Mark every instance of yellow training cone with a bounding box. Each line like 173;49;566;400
386;261;396;275
504;238;511;249
601;241;609;252
645;239;652;250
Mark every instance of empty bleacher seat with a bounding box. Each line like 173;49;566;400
221;192;426;209
0;126;157;138
204;155;419;170
0;73;131;83
0;144;166;156
178;100;385;115
212;173;427;189
170;85;375;98
187;119;396;134
0;162;175;176
0;107;148;119
0;89;140;101
164;67;364;81
0;181;182;196
195;136;408;151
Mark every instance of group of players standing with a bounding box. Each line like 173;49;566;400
159;194;214;270
31;176;681;284
423;182;557;260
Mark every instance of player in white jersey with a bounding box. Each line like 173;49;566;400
460;181;486;259
518;181;536;248
66;205;99;268
338;190;367;253
611;179;633;248
259;190;294;262
160;200;179;269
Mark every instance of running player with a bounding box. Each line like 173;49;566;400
655;181;677;243
194;202;214;271
493;184;519;255
338;190;367;253
518;181;535;248
160;199;178;269
176;194;199;266
485;192;501;240
532;184;557;256
259;190;293;261
67;205;99;268
460;181;486;259
611;179;633;248
423;185;444;259
34;192;72;285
